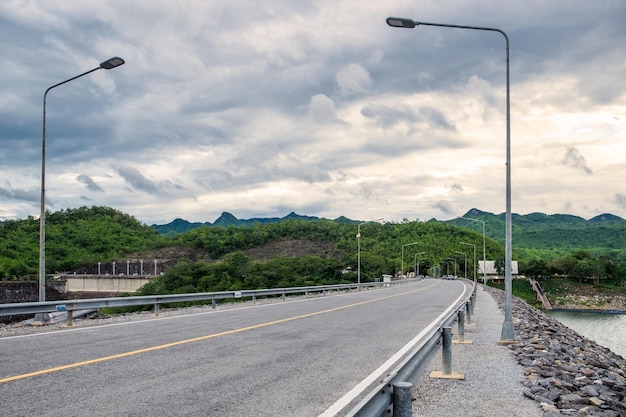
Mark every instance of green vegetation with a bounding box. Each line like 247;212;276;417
447;209;626;262
1;206;626;304
489;279;541;307
0;206;167;279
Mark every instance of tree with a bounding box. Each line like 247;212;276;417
524;258;549;279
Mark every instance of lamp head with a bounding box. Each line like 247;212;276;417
386;17;416;28
100;57;125;70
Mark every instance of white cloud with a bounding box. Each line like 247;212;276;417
335;64;373;97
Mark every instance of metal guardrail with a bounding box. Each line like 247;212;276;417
344;279;477;417
0;280;415;320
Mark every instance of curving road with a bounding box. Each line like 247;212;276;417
0;279;471;417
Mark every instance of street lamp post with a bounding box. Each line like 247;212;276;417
461;217;487;286
459;242;476;282
413;251;426;278
446;258;457;277
455;251;467;279
38;57;125;310
416;256;427;278
401;242;419;277
386;17;515;343
357;218;383;285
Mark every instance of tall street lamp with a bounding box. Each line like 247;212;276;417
386;17;515;343
455;251;467;279
459;241;476;282
38;57;125;309
461;216;487;286
446;258;457;277
357;218;384;284
413;251;426;278
401;241;419;277
414;253;427;278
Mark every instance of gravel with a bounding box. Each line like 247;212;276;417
412;284;543;417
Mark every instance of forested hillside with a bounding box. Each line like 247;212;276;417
0;207;165;278
447;208;626;261
0;206;501;284
2;206;626;296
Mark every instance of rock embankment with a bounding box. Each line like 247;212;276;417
488;287;626;416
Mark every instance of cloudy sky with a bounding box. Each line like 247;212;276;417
1;1;625;225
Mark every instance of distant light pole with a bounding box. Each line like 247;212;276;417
461;217;487;286
459;242;476;282
357;218;384;284
401;242;419;277
38;57;125;307
413;251;426;278
416;255;427;278
446;258;457;277
455;251;467;279
386;17;515;343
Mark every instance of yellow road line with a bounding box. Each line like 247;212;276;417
1;281;441;384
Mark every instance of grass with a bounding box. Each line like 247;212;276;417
489;278;542;308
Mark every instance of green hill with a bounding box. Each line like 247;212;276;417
445;209;626;259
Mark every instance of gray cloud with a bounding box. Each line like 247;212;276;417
434;200;455;215
562;147;593;175
361;104;417;128
76;174;103;192
361;104;455;131
115;166;159;195
114;166;191;197
450;183;463;193
0;186;39;203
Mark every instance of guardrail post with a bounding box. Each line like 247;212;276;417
456;310;465;342
67;309;74;327
154;303;160;316
454;310;473;345
465;301;472;324
282;292;286;301
212;299;217;309
472;287;477;308
442;327;452;374
430;327;465;380
252;295;256;304
393;382;414;417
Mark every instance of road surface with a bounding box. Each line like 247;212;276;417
0;279;471;417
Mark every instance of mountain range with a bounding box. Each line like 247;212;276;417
151;211;359;234
151;209;626;252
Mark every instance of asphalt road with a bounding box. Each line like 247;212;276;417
0;279;471;417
